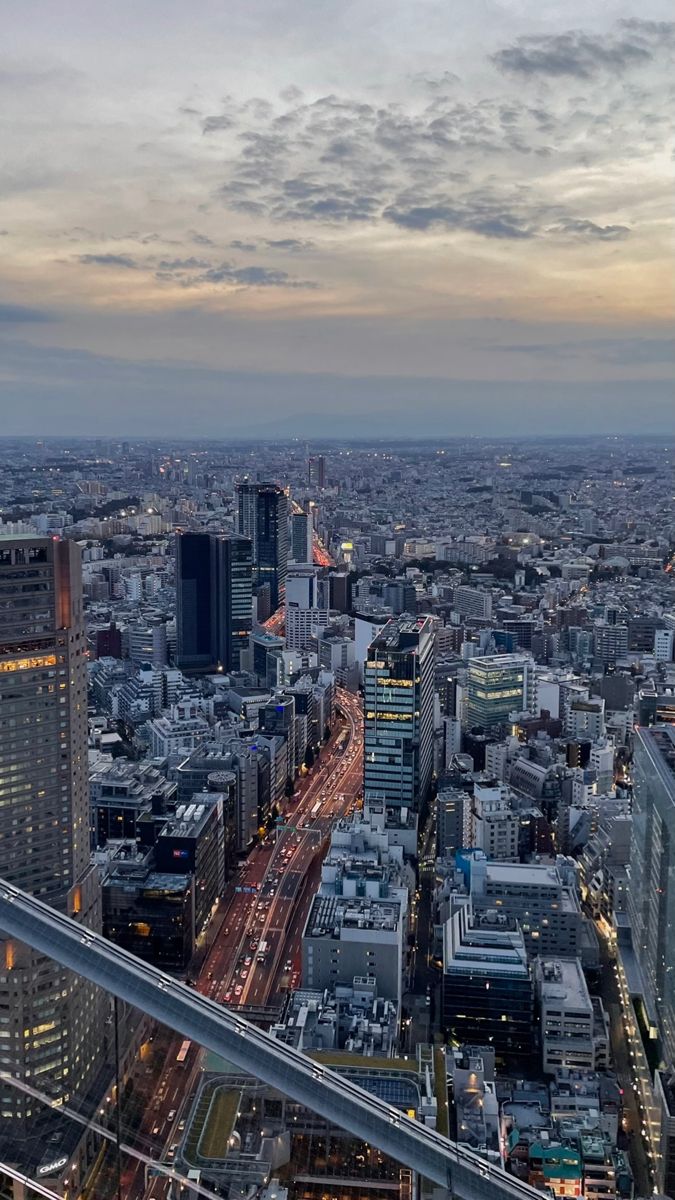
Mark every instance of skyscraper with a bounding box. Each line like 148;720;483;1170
176;531;253;673
0;535;103;1141
235;482;288;611
290;509;313;563
363;615;434;815
285;566;330;651
308;454;326;490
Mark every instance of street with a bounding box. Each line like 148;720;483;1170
116;687;363;1199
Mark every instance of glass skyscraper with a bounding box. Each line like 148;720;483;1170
176;531;253;673
0;535;103;1149
235;482;288;611
363;615;434;813
466;653;534;730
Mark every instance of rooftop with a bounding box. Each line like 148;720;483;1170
305;893;401;938
537;958;590;1010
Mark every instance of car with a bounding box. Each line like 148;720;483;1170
224;990;233;1002
240;968;248;980
152;1124;160;1135
168;1109;176;1122
285;959;293;971
235;984;243;996
244;956;252;965
178;1119;186;1131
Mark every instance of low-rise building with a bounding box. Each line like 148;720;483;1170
302;893;405;1012
536;959;609;1075
442;905;534;1064
470;856;583;959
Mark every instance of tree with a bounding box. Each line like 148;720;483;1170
304;744;315;769
284;777;295;799
323;723;331;743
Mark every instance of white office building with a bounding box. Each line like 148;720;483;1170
471;784;520;862
536;958;609;1074
470;856;582;959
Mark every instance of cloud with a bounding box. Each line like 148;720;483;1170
547;219;631;241
77;253;138;268
230;239;257;251
212;82;656;240
265;238;315;252
202;113;235;134
382;191;538;238
498;336;675;366
154;258;317;289
156;256;211;270
492;24;673;79
0;302;52;323
190;231;214;246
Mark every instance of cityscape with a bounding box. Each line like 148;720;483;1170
0;435;673;1200
1;1;674;1199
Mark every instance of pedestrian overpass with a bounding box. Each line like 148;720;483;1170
0;880;542;1200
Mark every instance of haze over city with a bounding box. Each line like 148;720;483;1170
1;0;674;435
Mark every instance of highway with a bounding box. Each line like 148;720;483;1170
0;860;544;1200
124;688;363;1198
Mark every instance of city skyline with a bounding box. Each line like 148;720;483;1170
1;0;674;436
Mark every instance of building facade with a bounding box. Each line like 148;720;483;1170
466;653;534;730
629;725;675;1065
176;531;253;673
363;615;434;815
0;535;104;1155
235;482;288;610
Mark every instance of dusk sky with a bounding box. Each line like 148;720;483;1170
1;0;673;436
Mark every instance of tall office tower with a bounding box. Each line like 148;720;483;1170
285;566;330;651
235;480;259;547
363;615;434;813
176;531;253;673
0;536;103;1148
308;454;326;490
629;726;675;1065
290;509;313;563
235;482;288;610
466;653;534;730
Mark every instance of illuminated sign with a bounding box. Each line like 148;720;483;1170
38;1156;68;1176
0;654;57;673
172;849;189;859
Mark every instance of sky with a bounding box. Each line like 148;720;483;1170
1;0;673;437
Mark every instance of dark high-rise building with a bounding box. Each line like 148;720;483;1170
176;532;252;673
308;454;326;489
96;621;122;658
0;535;104;1147
363;615;434;814
235;482;288;610
290;509;313;563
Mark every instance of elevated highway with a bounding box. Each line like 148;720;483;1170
0;879;543;1200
